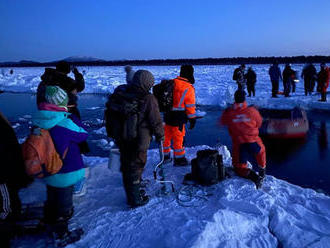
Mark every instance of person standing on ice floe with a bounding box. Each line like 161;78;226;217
301;63;317;96
316;63;330;102
163;65;197;166
125;65;135;85
219;90;266;189
269;62;282;98
112;65;136;94
246;67;257;97
33;86;88;246
0;111;32;246
105;70;164;207
282;64;296;97
233;64;246;91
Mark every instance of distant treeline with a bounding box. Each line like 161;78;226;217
1;55;330;68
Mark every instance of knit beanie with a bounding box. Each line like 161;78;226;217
180;65;195;84
45;86;69;107
234;90;246;103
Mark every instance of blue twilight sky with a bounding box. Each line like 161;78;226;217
1;0;330;62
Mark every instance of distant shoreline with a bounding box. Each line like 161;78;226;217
1;55;330;68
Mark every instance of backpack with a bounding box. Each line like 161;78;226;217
153;79;174;112
105;90;141;142
233;68;240;81
22;128;63;178
190;149;225;185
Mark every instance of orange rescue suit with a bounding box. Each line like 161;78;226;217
163;77;196;158
220;102;266;177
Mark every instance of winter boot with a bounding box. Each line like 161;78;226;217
248;170;263;189
174;157;189;167
52;228;84;247
73;178;87;197
125;182;149;208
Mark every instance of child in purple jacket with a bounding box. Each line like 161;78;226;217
33;86;88;246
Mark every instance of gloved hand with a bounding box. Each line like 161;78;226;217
188;118;196;130
72;67;79;75
156;135;164;143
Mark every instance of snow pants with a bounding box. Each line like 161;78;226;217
119;141;147;205
232;137;266;178
163;124;186;158
44;185;74;236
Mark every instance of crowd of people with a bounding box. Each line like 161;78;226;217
233;62;330;101
0;61;329;247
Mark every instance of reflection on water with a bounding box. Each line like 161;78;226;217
263;138;307;163
318;122;328;160
0;93;330;195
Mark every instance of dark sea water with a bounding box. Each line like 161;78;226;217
1;93;330;195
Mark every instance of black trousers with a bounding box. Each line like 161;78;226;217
304;78;315;95
283;80;291;97
271;80;279;97
44;185;74;235
0;184;21;247
247;83;255;96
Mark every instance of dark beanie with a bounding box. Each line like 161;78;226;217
56;61;71;74
234;90;246;103
180;65;195;84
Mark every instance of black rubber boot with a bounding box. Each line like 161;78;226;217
248;170;263;189
174;157;189;167
164;154;172;163
127;183;149;208
123;175;149;208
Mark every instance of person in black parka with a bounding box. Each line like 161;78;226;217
301;63;317;96
282;64;296;97
246;67;257;97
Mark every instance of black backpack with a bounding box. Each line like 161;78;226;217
191;149;225;185
153;79;174;112
105;89;141;142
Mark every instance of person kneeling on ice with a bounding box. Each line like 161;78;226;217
33;86;88;246
105;70;164;208
219;90;266;188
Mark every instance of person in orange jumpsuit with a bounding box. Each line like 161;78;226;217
163;65;197;166
220;90;266;188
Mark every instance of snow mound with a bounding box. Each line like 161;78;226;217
15;145;330;248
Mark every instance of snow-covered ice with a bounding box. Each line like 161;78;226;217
2;65;330;247
14;145;330;248
1;65;330;110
